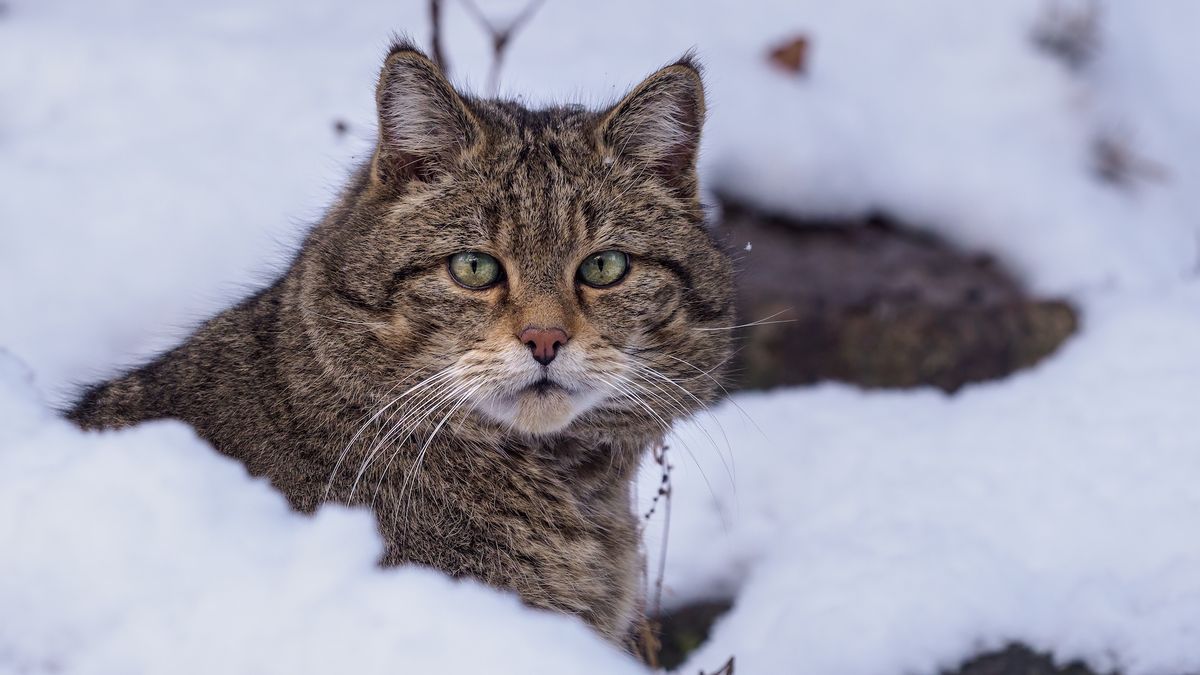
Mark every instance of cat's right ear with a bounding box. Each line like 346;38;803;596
372;41;482;186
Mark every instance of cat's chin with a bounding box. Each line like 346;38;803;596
478;382;594;436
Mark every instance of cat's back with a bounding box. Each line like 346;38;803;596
67;281;307;455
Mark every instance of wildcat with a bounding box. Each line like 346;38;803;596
68;40;733;645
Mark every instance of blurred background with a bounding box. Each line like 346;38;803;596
2;1;1199;674
3;0;1198;397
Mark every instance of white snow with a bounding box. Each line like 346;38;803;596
645;283;1200;674
0;357;646;674
2;0;1200;673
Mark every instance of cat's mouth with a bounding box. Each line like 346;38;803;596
474;373;597;436
525;377;567;395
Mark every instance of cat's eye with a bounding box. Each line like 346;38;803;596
577;250;630;288
448;252;504;289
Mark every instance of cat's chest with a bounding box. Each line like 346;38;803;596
372;448;638;612
290;428;641;639
375;450;628;556
387;462;639;638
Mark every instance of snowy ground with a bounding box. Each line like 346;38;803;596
2;0;1199;673
648;283;1200;673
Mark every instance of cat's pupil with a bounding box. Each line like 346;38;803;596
470;259;478;274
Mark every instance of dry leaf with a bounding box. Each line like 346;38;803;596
768;35;810;75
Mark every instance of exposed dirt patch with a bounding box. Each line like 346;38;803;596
944;644;1110;675
718;200;1078;392
650;600;735;671
652;601;1110;674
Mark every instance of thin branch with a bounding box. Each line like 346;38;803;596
702;656;736;675
429;0;450;75
635;441;674;667
459;0;547;95
641;442;674;619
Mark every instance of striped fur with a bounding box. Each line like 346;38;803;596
68;40;733;646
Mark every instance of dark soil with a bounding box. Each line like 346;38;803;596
718;200;1077;392
652;600;1111;674
651;600;734;671
948;645;1111;675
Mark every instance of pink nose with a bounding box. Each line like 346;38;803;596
518;327;570;366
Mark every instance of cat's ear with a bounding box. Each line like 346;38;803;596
597;56;706;196
372;40;482;186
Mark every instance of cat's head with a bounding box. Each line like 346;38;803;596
302;41;733;442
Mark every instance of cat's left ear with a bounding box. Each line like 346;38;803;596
597;56;706;197
372;40;483;186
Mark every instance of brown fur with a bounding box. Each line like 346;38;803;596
68;40;733;645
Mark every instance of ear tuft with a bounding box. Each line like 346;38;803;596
598;57;707;195
373;44;481;186
671;49;705;78
385;33;423;59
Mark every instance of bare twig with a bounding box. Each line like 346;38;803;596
459;0;547;95
1032;0;1101;71
635;441;674;667
1091;129;1168;190
640;443;673;527
701;656;736;675
639;443;674;620
429;0;450;75
653;447;673;622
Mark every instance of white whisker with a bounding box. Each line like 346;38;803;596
324;364;445;501
654;351;767;440
601;373;729;531
395;380;485;536
627;363;736;487
693;309;794;332
349;372;472;502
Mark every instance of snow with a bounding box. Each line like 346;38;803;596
2;0;1200;673
646;283;1200;674
0;358;646;674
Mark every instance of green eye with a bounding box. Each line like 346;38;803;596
577;250;630;288
448;252;503;289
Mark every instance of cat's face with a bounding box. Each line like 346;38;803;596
304;44;732;441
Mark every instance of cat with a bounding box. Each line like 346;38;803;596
68;39;733;646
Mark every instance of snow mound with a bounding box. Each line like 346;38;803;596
0;359;643;675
